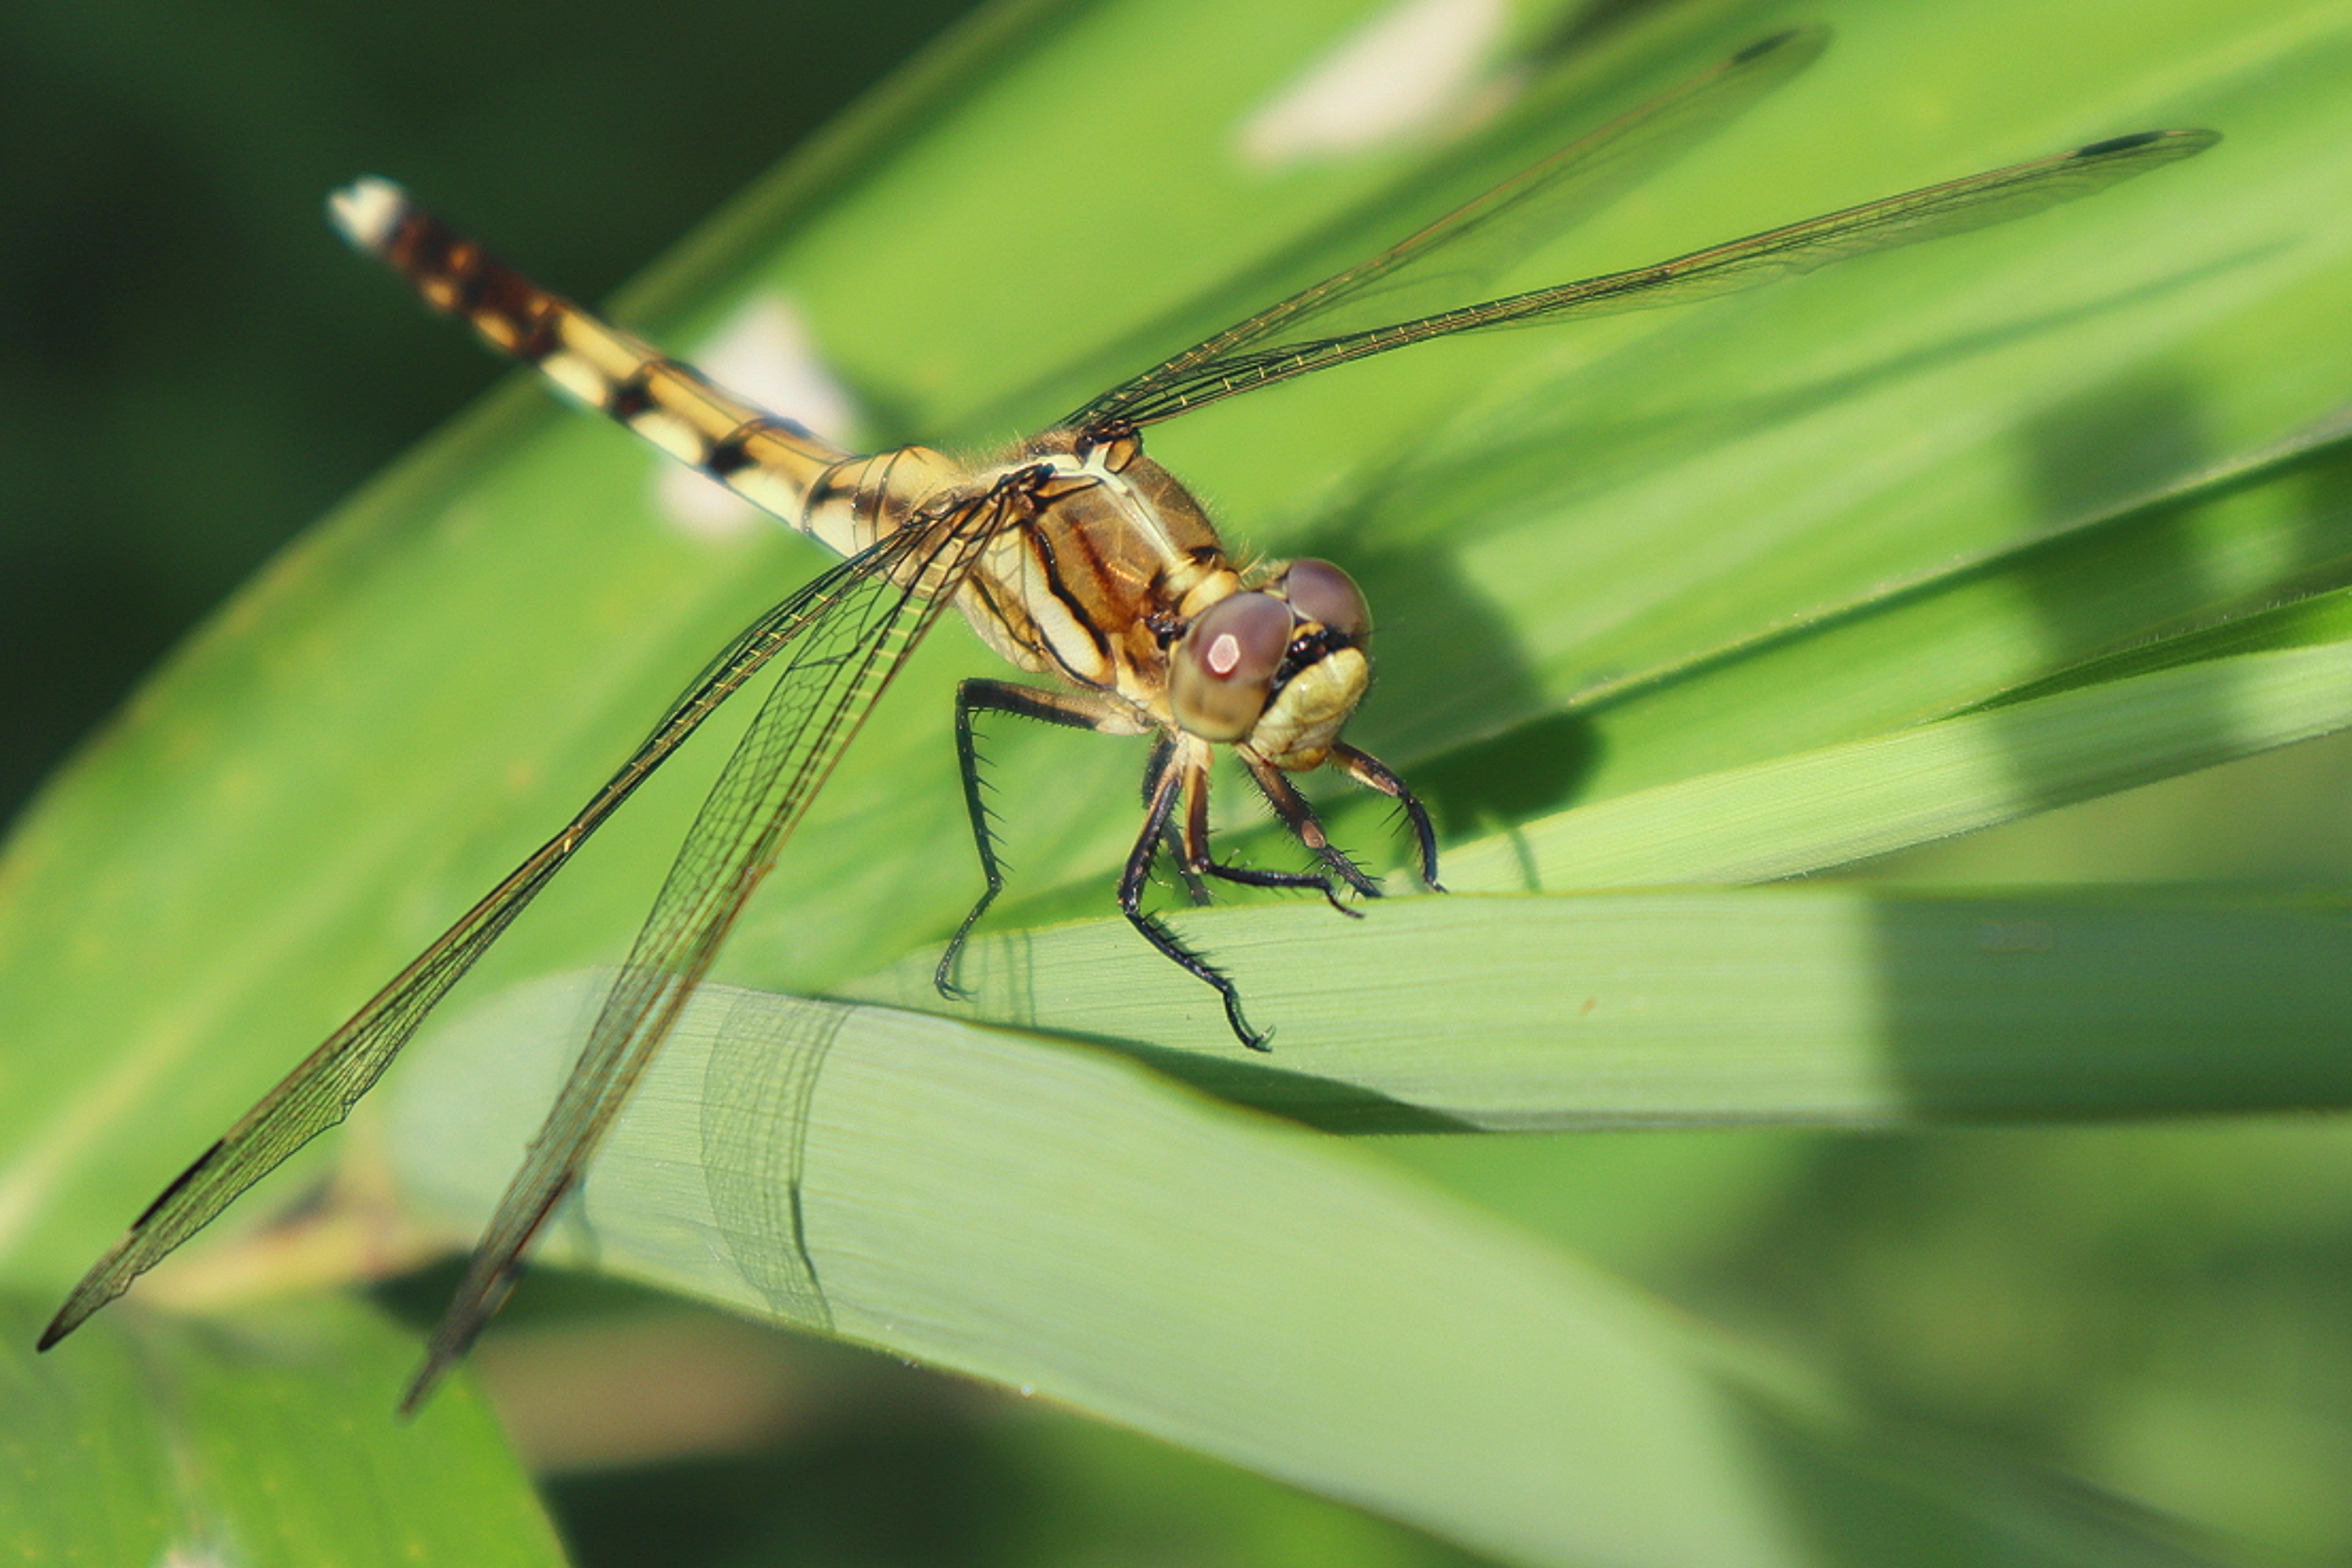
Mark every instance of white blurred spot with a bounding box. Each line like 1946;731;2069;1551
1237;0;1507;168
655;294;862;543
156;1546;230;1568
326;175;408;253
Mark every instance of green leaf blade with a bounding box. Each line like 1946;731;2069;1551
0;1297;563;1568
386;974;2244;1567
858;885;2352;1127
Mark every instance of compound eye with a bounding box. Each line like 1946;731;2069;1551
1280;558;1370;642
1169;592;1293;742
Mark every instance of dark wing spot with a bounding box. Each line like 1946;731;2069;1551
134;1139;225;1229
2075;131;2162;157
1732;29;1798;63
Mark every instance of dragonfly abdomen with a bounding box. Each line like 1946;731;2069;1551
330;177;850;538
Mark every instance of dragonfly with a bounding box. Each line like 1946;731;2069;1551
38;28;2215;1412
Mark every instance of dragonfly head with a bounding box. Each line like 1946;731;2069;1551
1169;558;1371;768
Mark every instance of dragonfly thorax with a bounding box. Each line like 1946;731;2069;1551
949;431;1373;769
943;434;1218;706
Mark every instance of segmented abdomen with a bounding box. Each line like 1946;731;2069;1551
328;177;854;543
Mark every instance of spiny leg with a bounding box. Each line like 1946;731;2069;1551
1123;748;1268;1050
1330;742;1444;890
1182;756;1358;916
1147;735;1212;907
937;680;1137;999
1237;752;1383;900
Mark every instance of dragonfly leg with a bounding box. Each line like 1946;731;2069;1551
1329;742;1444;891
937;680;1136;1000
1123;748;1268;1050
1237;752;1383;900
1182;755;1359;916
1148;736;1213;906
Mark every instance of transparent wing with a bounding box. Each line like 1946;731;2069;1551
398;482;1016;1412
1071;123;2218;432
965;26;1827;438
39;503;995;1358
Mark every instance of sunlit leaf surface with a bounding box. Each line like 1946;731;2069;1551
387;974;2238;1567
846;884;2352;1125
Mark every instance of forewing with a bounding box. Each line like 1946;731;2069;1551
38;521;962;1354
1080;127;2218;429
1008;29;1820;437
398;484;1012;1412
1066;28;1826;434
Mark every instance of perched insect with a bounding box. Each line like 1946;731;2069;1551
38;29;2215;1410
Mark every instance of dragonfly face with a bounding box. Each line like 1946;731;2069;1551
1167;557;1372;767
39;26;2216;1412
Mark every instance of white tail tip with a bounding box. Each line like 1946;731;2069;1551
328;176;409;254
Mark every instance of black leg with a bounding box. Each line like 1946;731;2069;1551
1238;752;1382;899
1182;758;1357;916
1124;750;1268;1050
1330;742;1444;891
936;680;1134;999
1147;735;1212;906
1164;822;1213;905
1142;733;1174;802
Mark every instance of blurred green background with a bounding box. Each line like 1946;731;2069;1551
12;0;2352;1564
